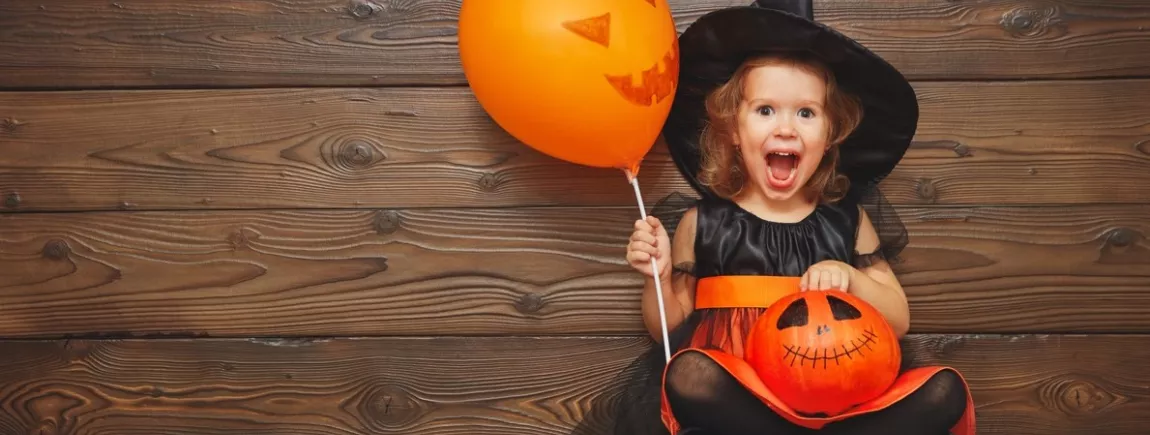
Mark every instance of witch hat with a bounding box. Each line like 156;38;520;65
662;0;918;200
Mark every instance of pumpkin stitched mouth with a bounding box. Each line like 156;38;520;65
781;327;879;369
603;38;678;107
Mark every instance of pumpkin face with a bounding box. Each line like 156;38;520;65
457;0;679;170
745;291;901;417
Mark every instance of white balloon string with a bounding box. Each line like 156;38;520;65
626;170;672;363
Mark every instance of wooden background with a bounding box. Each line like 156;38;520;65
2;0;1149;433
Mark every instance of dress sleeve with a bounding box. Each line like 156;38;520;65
852;186;909;268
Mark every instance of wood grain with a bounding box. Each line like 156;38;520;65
902;334;1150;435
2;80;1149;212
814;0;1150;81
2;0;1148;89
1;204;1146;338
0;334;1147;434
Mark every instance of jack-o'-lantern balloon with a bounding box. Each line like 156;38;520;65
457;0;679;176
746;291;901;417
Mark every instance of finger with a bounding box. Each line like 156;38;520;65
634;219;653;232
629;241;658;256
819;270;833;291
839;272;850;291
626;250;651;264
806;269;819;291
800;271;810;291
827;269;841;290
631;231;656;246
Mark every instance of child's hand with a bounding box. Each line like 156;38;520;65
801;260;855;292
627;216;671;280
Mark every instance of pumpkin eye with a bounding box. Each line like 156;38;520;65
775;298;809;330
562;13;611;48
827;294;862;320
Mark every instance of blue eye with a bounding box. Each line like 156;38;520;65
798;108;815;118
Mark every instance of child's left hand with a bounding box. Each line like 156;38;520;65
801;260;855;292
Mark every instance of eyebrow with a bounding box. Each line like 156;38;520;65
746;98;825;107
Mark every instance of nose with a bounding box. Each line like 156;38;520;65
774;115;797;137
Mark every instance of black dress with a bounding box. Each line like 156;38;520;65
593;189;914;435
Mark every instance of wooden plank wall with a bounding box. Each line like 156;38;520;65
1;0;1148;433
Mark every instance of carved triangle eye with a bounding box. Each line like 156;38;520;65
562;13;610;48
776;298;809;330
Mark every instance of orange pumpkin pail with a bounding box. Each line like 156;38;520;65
745;291;902;417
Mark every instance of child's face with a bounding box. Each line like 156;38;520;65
733;63;830;202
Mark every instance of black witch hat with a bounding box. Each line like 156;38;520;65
662;0;918;200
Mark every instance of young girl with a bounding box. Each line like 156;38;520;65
620;2;975;434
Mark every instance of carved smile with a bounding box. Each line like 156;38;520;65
782;327;879;369
604;38;678;107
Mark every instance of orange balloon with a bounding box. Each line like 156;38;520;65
458;0;679;175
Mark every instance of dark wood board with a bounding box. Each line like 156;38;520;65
2;204;1146;338
0;334;1147;434
2;80;1148;212
2;0;1148;89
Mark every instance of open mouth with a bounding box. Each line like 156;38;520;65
766;152;799;189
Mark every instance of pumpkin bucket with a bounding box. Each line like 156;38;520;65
745;291;902;417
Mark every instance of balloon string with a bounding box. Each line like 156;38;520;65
626;170;672;363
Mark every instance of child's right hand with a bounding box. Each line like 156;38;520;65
627;216;672;280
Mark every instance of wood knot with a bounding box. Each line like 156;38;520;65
515;293;544;314
348;0;382;18
1;117;25;134
1044;376;1124;416
374;210;401;235
1105;228;1138;248
1135;138;1150;156
228;228;260;249
42;239;71;260
915;178;937;203
356;384;422;430
1000;5;1061;38
477;173;503;192
62;339;96;363
952;144;971;157
4;192;20;209
335;139;385;171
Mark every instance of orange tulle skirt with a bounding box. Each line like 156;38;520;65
659;276;975;434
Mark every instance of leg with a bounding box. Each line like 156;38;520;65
820;369;969;435
664;350;812;435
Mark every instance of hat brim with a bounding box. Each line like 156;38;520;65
662;6;918;199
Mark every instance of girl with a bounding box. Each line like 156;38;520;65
621;1;975;434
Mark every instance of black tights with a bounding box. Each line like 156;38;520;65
665;350;967;435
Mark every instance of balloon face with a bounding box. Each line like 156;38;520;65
458;0;679;172
745;291;902;417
